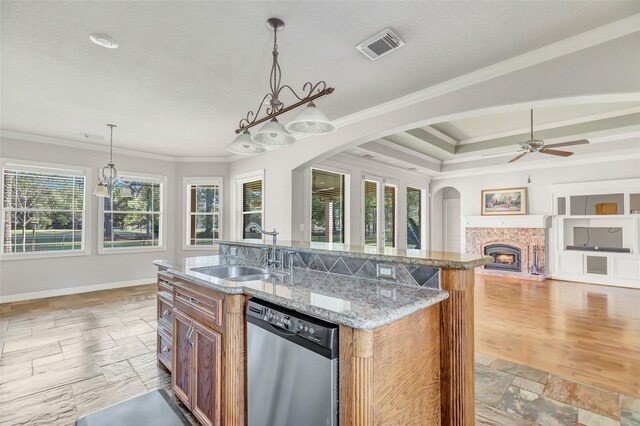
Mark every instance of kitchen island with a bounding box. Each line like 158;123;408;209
154;240;492;425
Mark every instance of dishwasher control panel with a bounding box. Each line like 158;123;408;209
247;299;338;350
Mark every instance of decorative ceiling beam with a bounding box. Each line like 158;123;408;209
406;128;455;154
359;140;442;173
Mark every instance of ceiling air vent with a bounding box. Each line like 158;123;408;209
356;28;404;61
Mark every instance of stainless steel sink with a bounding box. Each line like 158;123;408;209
190;265;272;281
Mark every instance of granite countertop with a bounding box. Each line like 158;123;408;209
154;255;448;330
218;239;493;270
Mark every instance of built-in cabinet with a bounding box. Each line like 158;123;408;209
156;271;247;426
173;309;222;426
551;178;640;288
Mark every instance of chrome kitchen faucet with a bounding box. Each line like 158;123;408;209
245;222;280;268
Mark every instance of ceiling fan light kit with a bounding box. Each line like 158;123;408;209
507;109;590;163
227;18;335;155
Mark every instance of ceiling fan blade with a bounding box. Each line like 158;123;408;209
540;148;573;157
508;152;528;163
544;139;589;149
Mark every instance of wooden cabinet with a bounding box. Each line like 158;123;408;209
173;308;222;426
156;270;248;425
192;321;222;426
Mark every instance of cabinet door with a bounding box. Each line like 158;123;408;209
192;320;222;426
173;309;193;408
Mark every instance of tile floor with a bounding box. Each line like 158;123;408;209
0;284;638;425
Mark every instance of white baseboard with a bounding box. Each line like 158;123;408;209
0;278;156;303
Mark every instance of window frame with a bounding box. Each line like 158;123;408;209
384;183;398;248
235;170;265;241
98;171;167;254
309;167;350;245
0;158;91;261
406;185;428;250
182;177;223;250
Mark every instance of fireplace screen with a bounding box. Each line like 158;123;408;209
484;244;521;272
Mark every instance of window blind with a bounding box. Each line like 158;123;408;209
311;169;345;244
363;180;378;246
2;166;85;254
103;177;162;249
241;179;262;239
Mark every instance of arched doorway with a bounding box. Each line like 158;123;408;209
430;186;462;252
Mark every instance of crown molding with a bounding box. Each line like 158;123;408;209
333;14;640;130
0;130;234;163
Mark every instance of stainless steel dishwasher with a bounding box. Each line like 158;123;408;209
247;299;339;426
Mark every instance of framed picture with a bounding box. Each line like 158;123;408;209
481;187;527;216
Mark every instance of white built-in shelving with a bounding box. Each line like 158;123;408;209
550;178;640;288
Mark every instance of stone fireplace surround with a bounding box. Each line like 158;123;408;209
464;215;549;281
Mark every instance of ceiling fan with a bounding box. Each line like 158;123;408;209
498;109;590;163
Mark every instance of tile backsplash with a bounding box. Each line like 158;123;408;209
219;243;440;289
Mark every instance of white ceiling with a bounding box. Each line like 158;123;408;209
2;1;639;158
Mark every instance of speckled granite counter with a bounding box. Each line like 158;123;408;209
154;255;448;329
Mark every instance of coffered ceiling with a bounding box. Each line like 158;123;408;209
343;102;640;176
2;1;639;158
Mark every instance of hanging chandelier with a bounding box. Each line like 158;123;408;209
227;18;336;155
94;124;132;198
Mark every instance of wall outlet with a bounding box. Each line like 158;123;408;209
376;264;397;279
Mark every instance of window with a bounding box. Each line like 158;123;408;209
311;169;347;244
1;162;86;256
101;175;164;251
184;179;221;248
238;172;263;240
407;187;423;249
363;180;378;246
384;185;396;247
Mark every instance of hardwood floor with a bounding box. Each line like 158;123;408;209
475;274;640;398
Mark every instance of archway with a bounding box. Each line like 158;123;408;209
430;186;462;252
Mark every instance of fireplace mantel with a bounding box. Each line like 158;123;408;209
463;215;550;229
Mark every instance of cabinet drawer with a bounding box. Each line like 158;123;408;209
157;326;173;372
158;272;174;294
157;292;174;333
173;280;224;332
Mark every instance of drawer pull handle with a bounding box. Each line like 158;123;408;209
162;309;170;317
188;297;200;305
161;346;170;353
186;325;195;347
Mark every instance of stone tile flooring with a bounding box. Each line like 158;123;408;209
475;352;640;426
0;284;639;425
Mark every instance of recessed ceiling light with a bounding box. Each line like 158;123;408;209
89;33;119;49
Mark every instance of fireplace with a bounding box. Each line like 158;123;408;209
484;244;521;272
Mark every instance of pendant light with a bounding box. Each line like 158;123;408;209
251;118;296;147
227;18;335;155
227;130;266;155
285;101;337;134
94;124;130;198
